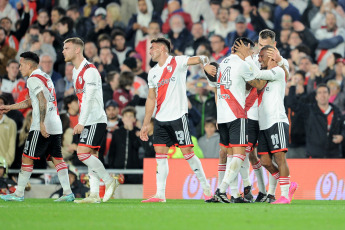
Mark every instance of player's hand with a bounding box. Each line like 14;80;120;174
332;135;343;144
267;58;277;69
267;47;282;63
204;64;217;77
0;105;11;114
140;125;149;141
40;122;50;138
73;124;84;135
234;40;251;59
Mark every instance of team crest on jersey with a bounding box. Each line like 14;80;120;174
78;76;83;84
265;87;269;91
167;65;172;72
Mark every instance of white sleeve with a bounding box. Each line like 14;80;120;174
27;78;44;96
245;57;284;81
241;62;255;82
175;55;189;71
78;68;99;126
148;71;156;88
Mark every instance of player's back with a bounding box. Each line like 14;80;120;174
27;69;62;134
215;54;254;123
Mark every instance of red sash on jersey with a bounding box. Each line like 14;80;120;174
74;63;98;111
217;71;246;118
31;74;59;115
245;87;258;112
156;57;177;115
257;83;268;106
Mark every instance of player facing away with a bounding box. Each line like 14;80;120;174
204;37;266;203
63;37;119;203
140;37;217;202
0;52;74;202
236;41;298;204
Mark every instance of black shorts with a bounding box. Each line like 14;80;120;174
258;122;289;155
76;123;107;149
247;119;259;152
153;114;193;148
218;118;247;148
23;131;63;160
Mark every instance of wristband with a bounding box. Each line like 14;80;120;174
277;59;284;67
200;55;210;66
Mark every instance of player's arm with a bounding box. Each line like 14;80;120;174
0;99;32;114
140;88;156;141
241;61;267;90
247;79;267;90
37;91;49;138
245;56;282;81
187;56;217;77
267;47;289;81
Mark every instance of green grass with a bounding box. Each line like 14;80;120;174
0;199;344;230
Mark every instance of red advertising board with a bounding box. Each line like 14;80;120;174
143;159;345;200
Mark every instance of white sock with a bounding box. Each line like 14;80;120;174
230;175;239;198
156;153;169;199
89;168;100;197
218;163;226;187
78;153;113;185
55;162;72;195
268;171;279;195
219;154;246;193
184;152;211;196
253;160;266;194
15;164;33;197
279;177;290;198
239;152;251;187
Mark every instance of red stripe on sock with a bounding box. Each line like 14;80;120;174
252;160;262;170
183;152;195;160
233;154;246;161
272;172;280;179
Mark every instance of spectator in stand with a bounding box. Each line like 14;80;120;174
84;41;101;64
286;83;345;158
315;12;345;71
111;31;131;66
59;113;75;162
289;44;310;71
113;71;134;113
0;0;18;31
55;62;74;111
221;0;236;9
274;0;300;31
0;59;19;95
66;5;94;39
106;3;126;32
39;53;62;85
0;26;16;76
225;15;258;47
210;34;230;63
209;0;221;17
198;118;220;158
258;4;274;29
35;9;50;32
310;1;345;32
126;0;162;48
182;0;215;30
97;33;112;49
188;76;217;138
334;58;345;92
135;20;162;72
63;95;79;129
323;53;343;83
209;7;235;40
162;0;193;34
241;0;254;24
131;53;148;82
0;95;16;167
167;14;193;55
50;6;66;32
327;80;345;113
86;7;111;42
108;106;143;184
102;71;120;106
99;47;120;79
278;29;292;59
184;22;210;56
280;14;293;30
0;0;30;51
56;16;77;42
301;0;323;28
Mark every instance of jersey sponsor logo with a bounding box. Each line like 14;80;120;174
75;89;85;94
270;69;276;75
175;130;185;144
157;77;175;88
218;94;230;100
80;128;89;142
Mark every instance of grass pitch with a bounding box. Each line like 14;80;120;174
0;199;344;230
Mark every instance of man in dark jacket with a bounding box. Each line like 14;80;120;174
102;71;120;106
286;83;345;158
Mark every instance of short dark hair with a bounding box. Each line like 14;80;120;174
67;5;79;13
151;37;171;53
211;34;225;43
233;37;255;52
259;29;276;42
98;33;112;44
0;95;8;105
0;17;12;24
111;30;126;40
295;70;306;80
316;83;330;94
20;52;40;65
121;106;136;117
6;59;19;67
42;29;56;38
38;8;49;15
260;45;275;52
204;117;216;127
58;16;74;31
106;71;119;83
295;44;311;56
119;71;134;88
52;6;66;16
63;94;78;111
218;7;229;14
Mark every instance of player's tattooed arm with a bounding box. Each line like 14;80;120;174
187;56;210;66
37;91;49;138
247;79;267;90
0;99;32;114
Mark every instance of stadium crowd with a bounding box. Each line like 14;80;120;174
1;0;345;186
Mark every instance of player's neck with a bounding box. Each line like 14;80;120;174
158;53;169;67
318;103;329;111
28;67;38;77
73;55;85;70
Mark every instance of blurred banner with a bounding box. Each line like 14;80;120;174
143;159;345;200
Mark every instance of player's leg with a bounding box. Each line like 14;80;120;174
249;147;267;201
239;151;252;201
51;157;75;202
88;149;101;198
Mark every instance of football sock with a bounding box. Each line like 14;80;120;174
239;152;251;187
184;152;211;196
279;176;290;198
15;163;33;197
268;171;279;195
155;153;168;198
78;153;113;185
230;175;239;198
55;162;72;195
219;154;246;193
218;163;226;187
253;160;266;194
89;167;100;197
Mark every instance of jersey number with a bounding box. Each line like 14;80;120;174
220;67;232;89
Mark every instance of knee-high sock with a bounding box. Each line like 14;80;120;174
78;153;113;185
218;163;226;187
239;152;251;187
219;154;246;193
55;162;72;195
279;176;290;198
155;153;169;198
230;174;239;198
15;163;33;197
252;160;266;194
184;152;211;196
268;171;280;195
89;167;100;196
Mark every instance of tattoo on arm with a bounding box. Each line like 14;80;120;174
37;91;47;123
247;79;267;90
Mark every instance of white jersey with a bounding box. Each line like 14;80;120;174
209;54;255;124
245;56;289;130
73;59;107;126
148;55;189;122
245;87;259;121
27;69;62;134
253;54;289;75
